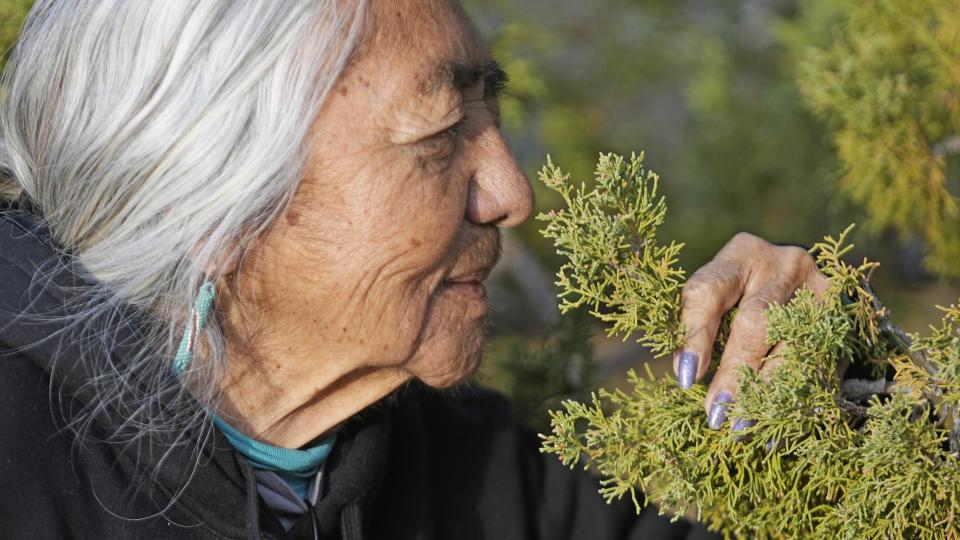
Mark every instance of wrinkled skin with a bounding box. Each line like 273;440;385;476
215;0;828;448
216;1;532;447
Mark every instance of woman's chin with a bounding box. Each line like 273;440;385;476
404;326;487;388
399;286;491;387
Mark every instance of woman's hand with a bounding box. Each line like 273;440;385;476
673;232;830;430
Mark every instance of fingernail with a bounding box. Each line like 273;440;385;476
707;392;734;430
731;419;756;441
677;351;697;389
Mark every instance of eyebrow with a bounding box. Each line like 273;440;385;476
422;59;509;98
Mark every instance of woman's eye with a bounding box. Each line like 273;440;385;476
422;118;464;159
436;119;465;141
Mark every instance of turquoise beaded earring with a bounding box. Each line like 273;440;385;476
172;281;217;375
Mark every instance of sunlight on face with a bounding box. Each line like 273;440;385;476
239;0;534;388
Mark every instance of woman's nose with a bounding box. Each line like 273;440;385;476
465;129;535;228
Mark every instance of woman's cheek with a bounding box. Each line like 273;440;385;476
399;197;465;263
364;271;449;367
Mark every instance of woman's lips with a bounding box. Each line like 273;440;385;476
442;270;490;300
442;279;487;299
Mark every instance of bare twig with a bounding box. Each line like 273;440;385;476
863;279;937;376
841;378;893;401
950;405;960;454
933;135;960;157
835;396;869;417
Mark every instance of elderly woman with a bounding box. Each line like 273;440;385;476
0;1;829;539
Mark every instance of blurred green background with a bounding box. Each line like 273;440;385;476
2;0;958;428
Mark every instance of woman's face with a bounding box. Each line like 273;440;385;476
231;0;533;388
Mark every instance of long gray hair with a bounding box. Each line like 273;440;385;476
0;0;367;465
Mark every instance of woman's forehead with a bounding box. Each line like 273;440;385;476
364;0;489;72
331;0;491;123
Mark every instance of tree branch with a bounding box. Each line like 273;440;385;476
835;396;869;417
840;378;893;401
933;135;960;157
862;279;938;376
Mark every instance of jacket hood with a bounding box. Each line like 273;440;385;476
0;208;100;400
0;206;392;539
0;207;266;536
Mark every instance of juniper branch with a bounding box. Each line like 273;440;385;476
538;152;960;540
840;378;896;401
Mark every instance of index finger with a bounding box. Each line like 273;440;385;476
673;235;758;389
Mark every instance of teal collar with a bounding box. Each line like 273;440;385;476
211;414;336;478
172;282;335;499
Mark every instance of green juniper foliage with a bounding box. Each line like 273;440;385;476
538;153;960;539
538;153;685;358
795;0;960;279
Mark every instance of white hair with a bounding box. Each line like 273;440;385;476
0;0;368;482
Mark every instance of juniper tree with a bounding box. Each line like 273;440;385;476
538;153;960;539
794;0;960;280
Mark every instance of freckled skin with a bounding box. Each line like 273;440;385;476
213;0;533;447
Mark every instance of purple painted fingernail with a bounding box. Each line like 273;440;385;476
707;392;734;430
731;419;756;441
677;351;697;389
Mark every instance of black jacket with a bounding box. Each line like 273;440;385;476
0;209;719;540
